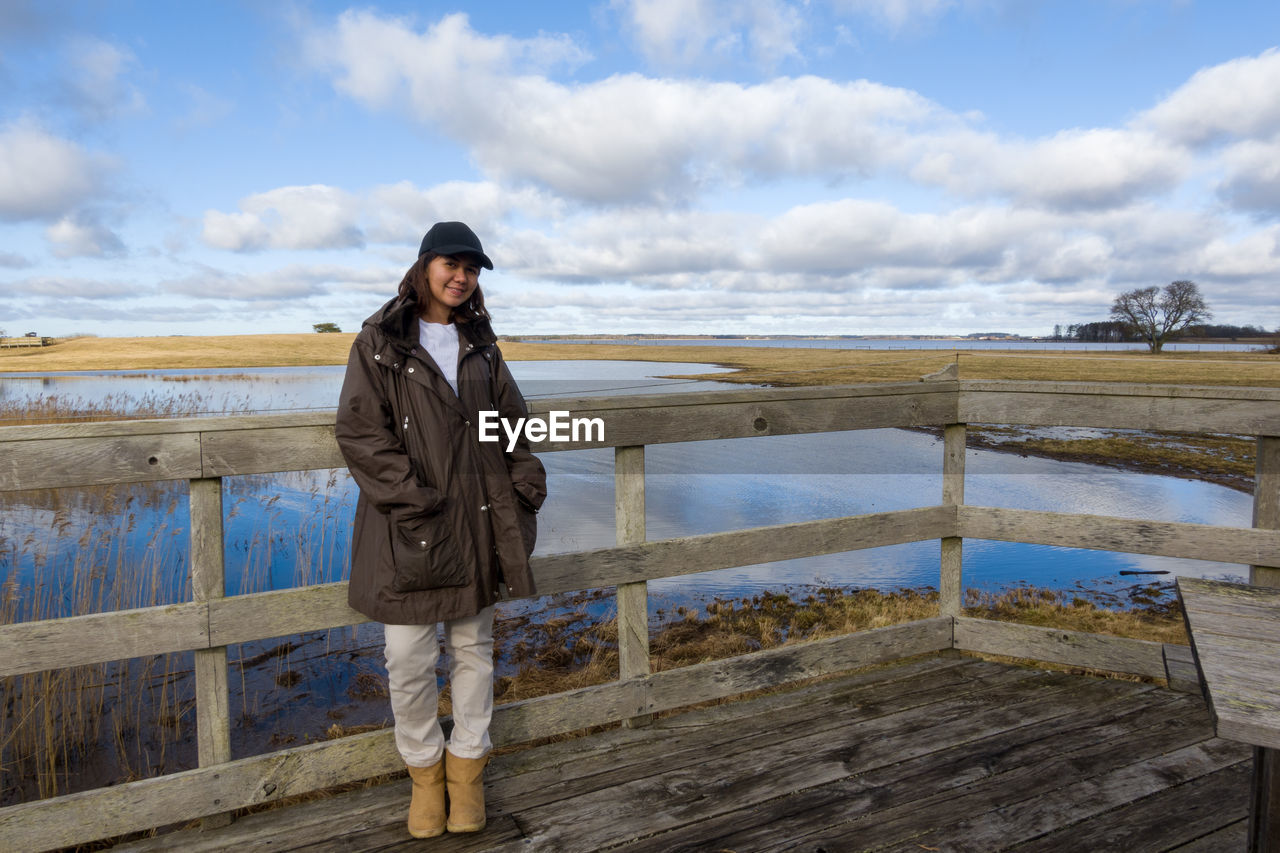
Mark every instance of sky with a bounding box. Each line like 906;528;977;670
1;0;1279;339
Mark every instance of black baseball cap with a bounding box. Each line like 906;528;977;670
418;221;493;270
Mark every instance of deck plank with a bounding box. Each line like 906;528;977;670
867;739;1248;853
614;685;1192;853
1166;818;1249;851
1008;762;1252;852
114;654;1249;853
499;670;1099;850
489;657;1020;814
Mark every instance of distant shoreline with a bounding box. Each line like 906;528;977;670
2;333;1272;493
2;333;1275;380
512;333;1277;344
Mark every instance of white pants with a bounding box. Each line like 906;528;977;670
383;606;495;767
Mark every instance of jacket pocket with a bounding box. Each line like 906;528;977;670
517;502;538;558
390;512;467;592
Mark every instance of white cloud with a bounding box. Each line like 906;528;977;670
202;185;364;251
1217;136;1280;218
831;0;958;31
616;0;803;68
174;84;234;132
502;207;756;280
304;11;1188;211
495;200;1215;301
160;262;392;300
45;212;125;258
944;128;1192;209
0;119;110;221
63;37;146;121
305;11;588;110
758;199;1008;273
617;0;737;66
1188;226;1280;281
1139;47;1280;146
482;197;1280;334
363;181;564;245
5;275;138;299
305;11;949;203
201;180;561;253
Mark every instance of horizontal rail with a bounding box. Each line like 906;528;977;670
4;379;1280;491
0;602;209;676
1;382;957;488
957;506;1280;568
954;616;1171;679
9;502;1280;677
0;619;953;852
959;380;1280;435
1;507;953;676
3;379;1277;851
2;615;1196;851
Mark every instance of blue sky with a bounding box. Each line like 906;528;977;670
1;0;1278;338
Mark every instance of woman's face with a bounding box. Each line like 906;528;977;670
422;253;481;323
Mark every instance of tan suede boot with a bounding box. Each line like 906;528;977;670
444;750;489;833
406;761;446;839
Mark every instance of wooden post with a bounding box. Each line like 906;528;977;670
939;423;966;618
1252;436;1280;852
189;477;233;828
1254;436;1280;588
615;445;651;727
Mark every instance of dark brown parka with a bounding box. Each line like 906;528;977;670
335;291;546;625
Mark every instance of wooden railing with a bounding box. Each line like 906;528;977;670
1;379;1278;850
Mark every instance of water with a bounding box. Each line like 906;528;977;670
0;362;1252;623
0;360;1255;790
539;432;1251;610
0;360;745;415
518;337;1266;353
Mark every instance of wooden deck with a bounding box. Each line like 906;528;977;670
117;652;1250;852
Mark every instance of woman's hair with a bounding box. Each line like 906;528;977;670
397;251;491;323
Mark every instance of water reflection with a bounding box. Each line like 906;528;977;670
0;362;1254;621
0;361;745;414
3;360;1256;798
542;430;1251;603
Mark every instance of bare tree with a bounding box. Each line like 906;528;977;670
1110;280;1211;353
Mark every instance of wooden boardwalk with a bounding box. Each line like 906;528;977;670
118;652;1250;852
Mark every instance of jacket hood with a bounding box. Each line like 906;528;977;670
363;291;497;353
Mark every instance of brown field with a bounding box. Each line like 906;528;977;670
0;333;359;372
3;334;1273;488
3;334;1278;388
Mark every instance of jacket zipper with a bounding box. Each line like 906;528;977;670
462;344;508;596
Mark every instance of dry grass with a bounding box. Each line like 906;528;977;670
499;343;1280;389
481;585;1184;711
0;391;257;426
963;586;1186;645
0;334;357;372
959;426;1258;492
1;435;355;805
502;343;1280;388
5;335;1277;389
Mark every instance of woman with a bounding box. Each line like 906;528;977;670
335;221;546;838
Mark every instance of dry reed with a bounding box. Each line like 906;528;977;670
3;334;1277;389
0;394;358;805
0;346;1239;807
